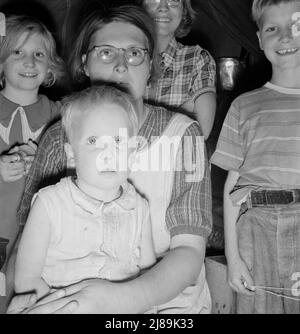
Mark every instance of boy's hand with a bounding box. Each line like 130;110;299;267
0;154;26;182
227;256;255;296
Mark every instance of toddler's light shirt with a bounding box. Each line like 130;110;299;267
34;177;150;286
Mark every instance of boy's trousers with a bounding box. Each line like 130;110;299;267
236;203;300;314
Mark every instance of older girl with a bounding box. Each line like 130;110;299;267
141;0;216;139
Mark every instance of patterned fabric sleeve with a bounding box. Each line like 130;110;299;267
210;99;244;171
189;47;216;101
166;122;212;238
17;121;67;225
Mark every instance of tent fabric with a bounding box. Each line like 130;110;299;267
0;0;79;57
0;0;260;57
196;0;260;56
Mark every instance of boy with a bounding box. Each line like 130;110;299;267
211;0;300;313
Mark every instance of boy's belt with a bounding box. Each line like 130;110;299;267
247;189;300;207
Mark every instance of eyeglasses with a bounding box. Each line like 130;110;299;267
144;0;182;8
87;45;149;66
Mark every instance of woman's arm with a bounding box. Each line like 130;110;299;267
137;233;205;308
15;196;51;299
22;234;205;314
182;47;216;140
135;120;210;308
182;91;216;140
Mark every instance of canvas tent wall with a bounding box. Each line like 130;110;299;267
0;0;267;65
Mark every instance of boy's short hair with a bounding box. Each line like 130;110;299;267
61;85;139;144
0;15;65;87
252;0;300;28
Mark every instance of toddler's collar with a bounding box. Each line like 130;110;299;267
68;177;136;216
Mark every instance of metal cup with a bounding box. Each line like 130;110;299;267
216;57;246;91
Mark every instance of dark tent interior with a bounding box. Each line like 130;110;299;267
0;0;274;313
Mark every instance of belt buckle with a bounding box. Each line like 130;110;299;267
246;195;253;209
250;191;267;207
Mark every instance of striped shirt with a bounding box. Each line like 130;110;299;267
211;82;300;203
18;104;212;238
144;37;216;113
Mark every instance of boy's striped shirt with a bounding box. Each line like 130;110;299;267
211;82;300;203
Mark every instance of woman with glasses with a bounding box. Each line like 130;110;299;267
141;0;216;140
9;5;212;314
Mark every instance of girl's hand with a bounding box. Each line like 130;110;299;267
18;139;38;157
227;256;255;296
0;154;26;182
8;140;37;157
8;140;38;175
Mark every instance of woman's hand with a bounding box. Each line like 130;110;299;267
227;256;255;296
6;289;76;314
6;293;38;314
23;279;139;314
